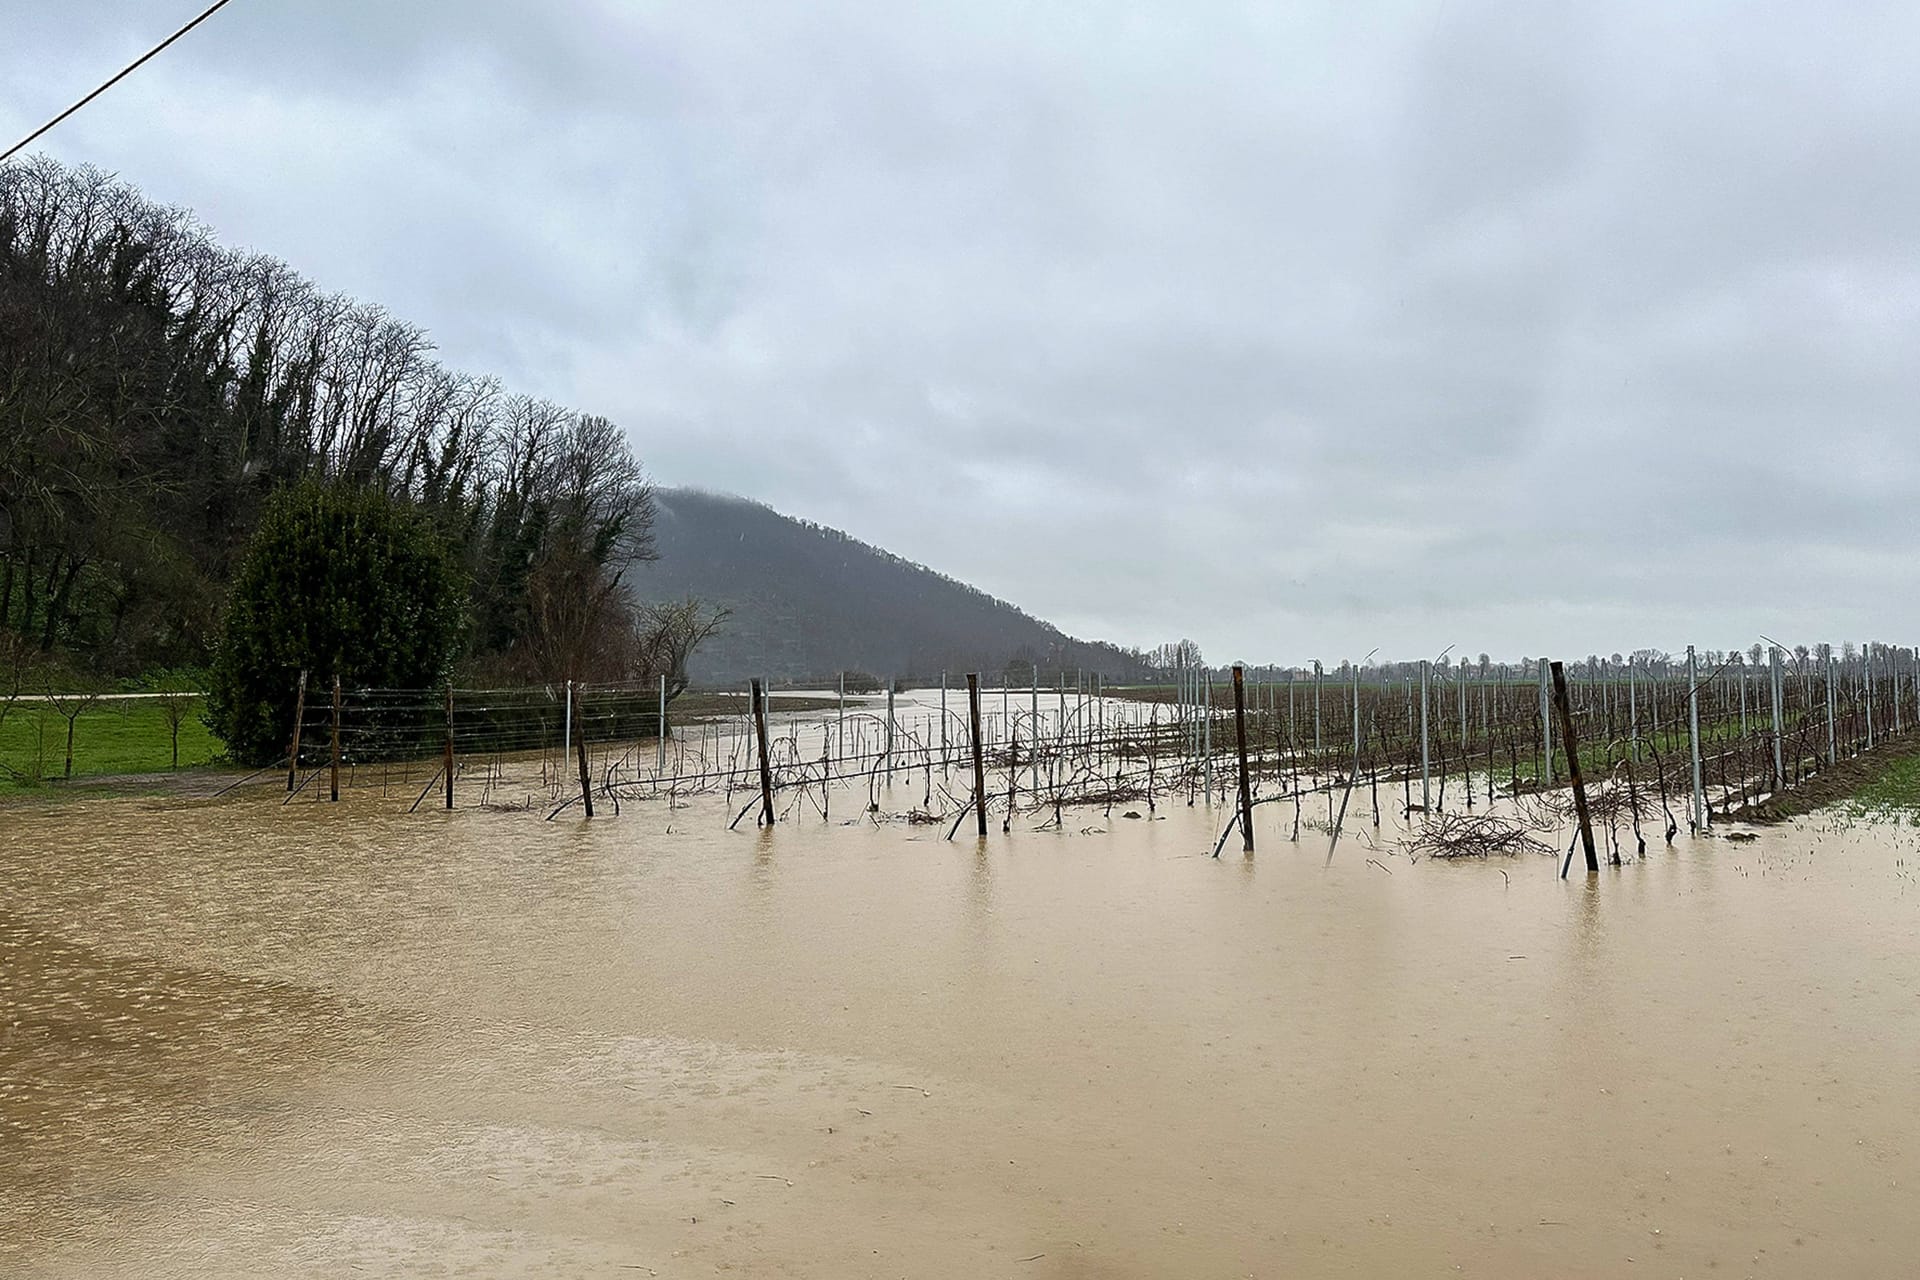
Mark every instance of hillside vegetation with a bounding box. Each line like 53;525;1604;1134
1;157;684;692
646;489;1149;684
0;157;1144;719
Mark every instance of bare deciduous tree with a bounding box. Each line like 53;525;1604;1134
43;671;106;780
0;633;33;778
630;598;729;698
151;670;199;769
1147;639;1204;672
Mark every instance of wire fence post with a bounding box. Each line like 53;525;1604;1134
328;674;342;802
657;673;667;774
286;669;308;791
572;682;594;818
443;683;455;810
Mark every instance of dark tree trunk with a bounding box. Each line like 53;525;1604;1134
105;582;135;660
17;546;37;640
40;556;83;652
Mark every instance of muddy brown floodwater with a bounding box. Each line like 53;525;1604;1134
3;781;1919;1278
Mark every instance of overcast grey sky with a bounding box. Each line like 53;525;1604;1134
6;1;1918;665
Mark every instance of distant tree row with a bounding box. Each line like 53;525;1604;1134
1151;645;1911;685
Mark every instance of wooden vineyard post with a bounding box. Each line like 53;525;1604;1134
1420;659;1431;811
1005;731;1018;833
1550;661;1598;875
1313;660;1322;761
1538;658;1553;787
1351;662;1360;774
752;677;774;827
968;673;987;837
286;669;308;791
657;673;668;774
1458;670;1467;760
1897;649;1906;736
443;684;455;810
1031;667;1041;794
1232;664;1254;853
1770;646;1785;794
329;674;342;802
572;683;594;818
1827;651;1838;765
1866;643;1875;750
1203;669;1214;800
1628;662;1638;761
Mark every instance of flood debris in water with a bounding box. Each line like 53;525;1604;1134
1403;812;1553;860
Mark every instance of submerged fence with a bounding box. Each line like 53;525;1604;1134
279;644;1920;854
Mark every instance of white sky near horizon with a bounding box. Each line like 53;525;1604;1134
6;1;1920;669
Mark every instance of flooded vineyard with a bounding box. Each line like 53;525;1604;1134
5;738;1919;1278
285;651;1920;840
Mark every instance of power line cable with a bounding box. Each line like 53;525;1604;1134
2;0;240;164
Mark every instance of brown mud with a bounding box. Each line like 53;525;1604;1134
3;783;1918;1277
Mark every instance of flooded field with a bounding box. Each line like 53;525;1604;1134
4;780;1919;1278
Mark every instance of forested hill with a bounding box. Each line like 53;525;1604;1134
642;489;1148;685
0;157;1142;692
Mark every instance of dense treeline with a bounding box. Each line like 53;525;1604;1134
0;157;705;690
